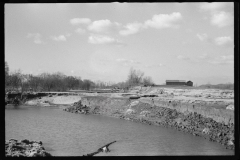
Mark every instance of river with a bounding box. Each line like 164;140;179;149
5;105;234;156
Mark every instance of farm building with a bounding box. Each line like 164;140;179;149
166;80;193;86
186;81;193;86
166;80;186;85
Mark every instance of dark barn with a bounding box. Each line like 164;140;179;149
166;80;186;86
186;81;193;86
166;80;193;86
166;80;186;85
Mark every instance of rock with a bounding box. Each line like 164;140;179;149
226;104;234;110
227;140;234;146
130;101;139;107
202;128;210;134
21;139;30;144
125;109;135;115
5;139;52;157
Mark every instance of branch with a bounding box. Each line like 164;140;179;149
83;141;117;156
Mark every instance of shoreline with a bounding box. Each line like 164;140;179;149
10;88;234;152
63;95;235;150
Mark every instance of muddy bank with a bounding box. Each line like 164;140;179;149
25;95;82;106
5;139;52;157
63;96;235;150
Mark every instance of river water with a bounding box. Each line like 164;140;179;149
5;105;234;156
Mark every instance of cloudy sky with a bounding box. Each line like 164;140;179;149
5;3;234;85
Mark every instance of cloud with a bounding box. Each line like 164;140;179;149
27;33;43;44
211;11;233;27
199;3;233;28
75;28;86;34
88;19;115;33
197;33;208;41
88;34;123;45
70;18;91;25
215;36;233;45
50;35;66;41
177;55;190;60
119;22;143;36
208;55;233;65
144;12;182;29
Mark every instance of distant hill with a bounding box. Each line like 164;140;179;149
198;83;234;90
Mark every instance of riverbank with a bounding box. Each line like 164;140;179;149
22;87;235;151
25;95;82;106
5;139;52;157
63;95;235;150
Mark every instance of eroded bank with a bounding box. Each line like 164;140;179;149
64;96;235;150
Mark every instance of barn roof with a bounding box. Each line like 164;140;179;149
166;80;186;82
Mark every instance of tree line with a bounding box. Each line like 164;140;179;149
5;62;155;93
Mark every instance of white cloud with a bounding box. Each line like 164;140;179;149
88;19;113;33
211;11;233;27
51;35;66;41
70;18;91;25
197;33;208;41
144;12;182;29
88;34;122;45
27;33;43;44
215;36;233;45
208;55;233;65
75;28;86;34
199;3;233;28
119;22;143;36
177;55;190;60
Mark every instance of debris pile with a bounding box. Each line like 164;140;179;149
5;139;52;157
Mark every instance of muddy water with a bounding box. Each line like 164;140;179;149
5;105;233;156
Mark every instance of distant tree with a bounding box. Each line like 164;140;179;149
82;79;92;90
5;62;9;77
65;76;80;90
127;67;144;87
142;76;154;86
39;73;55;91
5;62;10;88
28;75;42;92
8;70;22;91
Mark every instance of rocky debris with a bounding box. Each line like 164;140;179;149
125;109;135;115
226;104;234;110
5;139;52;157
63;100;90;114
74;96;235;150
61;95;235;150
130;101;139;107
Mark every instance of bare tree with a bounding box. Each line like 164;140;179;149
28;75;42;92
142;76;154;86
8;70;22;91
127;67;144;87
82;79;92;90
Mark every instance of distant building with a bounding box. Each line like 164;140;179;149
186;81;193;86
166;80;193;86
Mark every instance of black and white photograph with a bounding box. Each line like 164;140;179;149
5;2;235;156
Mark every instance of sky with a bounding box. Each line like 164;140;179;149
5;3;234;85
